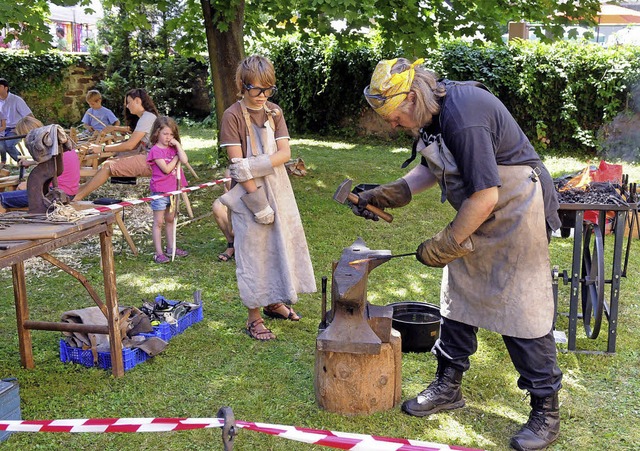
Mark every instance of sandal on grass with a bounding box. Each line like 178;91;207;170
263;303;301;321
217;242;234;262
245;318;276;341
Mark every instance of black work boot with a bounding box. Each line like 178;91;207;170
401;364;465;417
510;393;560;450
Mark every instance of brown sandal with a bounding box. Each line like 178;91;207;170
245;318;276;341
263;303;301;321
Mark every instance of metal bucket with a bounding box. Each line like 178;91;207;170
388;301;441;353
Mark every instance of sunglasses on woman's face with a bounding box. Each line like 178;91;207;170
363;85;409;109
243;83;278;98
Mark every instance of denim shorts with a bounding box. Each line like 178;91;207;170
150;192;172;211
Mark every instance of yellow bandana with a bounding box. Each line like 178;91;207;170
367;58;424;117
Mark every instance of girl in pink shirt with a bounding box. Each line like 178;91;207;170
146;116;188;263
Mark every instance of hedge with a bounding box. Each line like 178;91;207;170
437;40;640;158
266;39;640;158
2;40;639;158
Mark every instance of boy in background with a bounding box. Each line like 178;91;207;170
81;90;119;132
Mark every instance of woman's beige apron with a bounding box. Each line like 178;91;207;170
418;136;554;338
219;105;316;309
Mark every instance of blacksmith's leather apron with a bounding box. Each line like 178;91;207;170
418;136;554;338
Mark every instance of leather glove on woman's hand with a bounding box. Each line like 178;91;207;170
416;223;474;268
241;186;275;225
229;155;274;182
351;178;412;221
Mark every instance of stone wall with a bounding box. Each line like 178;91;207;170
21;61;101;127
62;62;102;124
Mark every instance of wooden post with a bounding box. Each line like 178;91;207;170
100;224;124;378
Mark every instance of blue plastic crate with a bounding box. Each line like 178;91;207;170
59;297;203;372
147;298;203;341
59;340;151;372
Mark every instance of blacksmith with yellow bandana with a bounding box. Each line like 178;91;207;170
351;58;563;451
363;58;424;118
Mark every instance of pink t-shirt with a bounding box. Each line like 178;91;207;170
147;145;187;193
57;150;81;196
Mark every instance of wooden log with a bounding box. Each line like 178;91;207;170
314;329;402;415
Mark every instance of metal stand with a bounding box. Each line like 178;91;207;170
555;204;629;354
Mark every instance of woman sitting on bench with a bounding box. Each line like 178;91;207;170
73;88;158;201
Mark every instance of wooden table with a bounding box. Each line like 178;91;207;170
0;212;125;377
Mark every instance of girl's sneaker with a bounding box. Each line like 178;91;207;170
165;248;189;257
154;254;171;264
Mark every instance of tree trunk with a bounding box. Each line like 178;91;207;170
314;330;402;415
200;0;245;137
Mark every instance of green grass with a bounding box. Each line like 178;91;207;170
1;127;639;450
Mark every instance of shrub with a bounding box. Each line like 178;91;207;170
438;40;640;156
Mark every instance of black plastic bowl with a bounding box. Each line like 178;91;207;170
389;301;441;353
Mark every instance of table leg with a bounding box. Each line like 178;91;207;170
114;211;138;256
12;261;33;369
100;227;124;378
181;192;194;218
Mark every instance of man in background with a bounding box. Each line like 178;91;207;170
56;28;69;51
0;78;33;167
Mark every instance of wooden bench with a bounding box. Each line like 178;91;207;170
0;175;20;192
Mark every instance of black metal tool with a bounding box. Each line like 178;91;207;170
18;161;26;183
320;276;328;329
372;252;417;260
217;406;236;451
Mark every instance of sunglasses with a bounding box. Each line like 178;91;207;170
243;83;278;98
363;85;409;109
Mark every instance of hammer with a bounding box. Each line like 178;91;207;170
333;178;393;223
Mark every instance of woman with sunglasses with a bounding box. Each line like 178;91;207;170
73;88;159;201
354;58;562;451
218;55;315;341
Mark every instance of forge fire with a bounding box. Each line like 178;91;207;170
554;162;637;205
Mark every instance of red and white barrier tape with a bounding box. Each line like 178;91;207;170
80;177;231;215
0;417;483;450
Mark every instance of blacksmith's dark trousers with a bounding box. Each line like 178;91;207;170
432;316;563;397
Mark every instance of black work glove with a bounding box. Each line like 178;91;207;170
416;223;474;268
351;179;412;221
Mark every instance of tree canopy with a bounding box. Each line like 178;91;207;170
2;0;604;129
1;0;93;52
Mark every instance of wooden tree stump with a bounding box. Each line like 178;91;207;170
314;329;402;415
